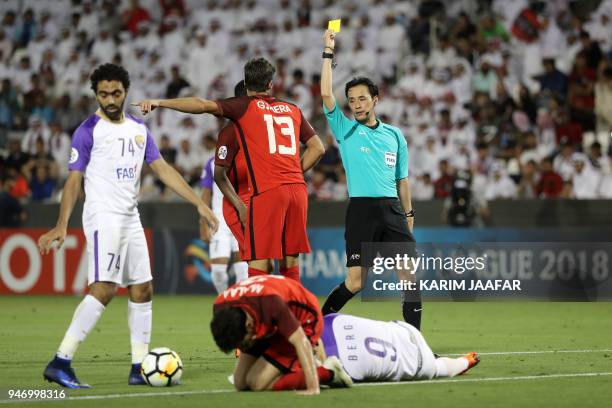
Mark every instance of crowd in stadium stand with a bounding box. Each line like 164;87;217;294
2;0;612;215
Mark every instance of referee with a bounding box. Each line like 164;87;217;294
319;29;421;329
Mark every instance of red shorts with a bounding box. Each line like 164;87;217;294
223;199;249;259
244;183;310;261
245;310;323;373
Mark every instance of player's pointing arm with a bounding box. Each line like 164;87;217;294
131;97;222;116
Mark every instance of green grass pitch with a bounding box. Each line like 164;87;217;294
1;296;611;407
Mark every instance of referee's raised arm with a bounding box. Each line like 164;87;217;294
321;29;336;112
319;28;421;330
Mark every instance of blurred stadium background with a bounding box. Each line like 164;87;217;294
2;0;612;298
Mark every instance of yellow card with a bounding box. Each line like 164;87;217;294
328;19;341;33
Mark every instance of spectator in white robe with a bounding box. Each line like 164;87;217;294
485;161;518;199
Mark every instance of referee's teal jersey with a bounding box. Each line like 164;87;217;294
324;101;409;198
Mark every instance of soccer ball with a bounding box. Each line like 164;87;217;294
141;347;183;387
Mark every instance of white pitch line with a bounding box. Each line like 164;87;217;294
354;372;612;388
1;372;611;404
445;348;612;357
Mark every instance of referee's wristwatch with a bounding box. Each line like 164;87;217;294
322;47;337;69
405;209;415;218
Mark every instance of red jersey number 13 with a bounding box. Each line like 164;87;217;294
263;114;296;155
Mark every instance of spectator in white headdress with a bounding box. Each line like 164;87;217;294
571;153;601;198
484;160;518;199
21;115;50;155
553;142;577;181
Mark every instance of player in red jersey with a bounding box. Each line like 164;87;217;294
134;58;325;282
211;275;352;394
200;81;250;261
219;122;249;257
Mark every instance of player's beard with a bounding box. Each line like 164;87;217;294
102;100;125;121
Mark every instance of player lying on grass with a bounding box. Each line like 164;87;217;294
319;313;480;382
210;275;353;395
38;63;218;389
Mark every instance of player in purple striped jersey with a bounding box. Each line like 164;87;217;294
38;64;218;389
320;314;479;382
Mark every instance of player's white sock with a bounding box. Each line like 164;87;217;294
128;300;152;364
57;295;105;360
434;357;469;378
232;261;249;283
211;264;229;293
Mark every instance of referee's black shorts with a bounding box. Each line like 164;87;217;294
345;197;416;268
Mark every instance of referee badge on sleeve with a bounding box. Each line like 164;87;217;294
384;152;396;168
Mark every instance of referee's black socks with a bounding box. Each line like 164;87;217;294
402;288;422;330
322;282;356;315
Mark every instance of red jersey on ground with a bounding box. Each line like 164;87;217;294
214;95;316;196
213;275;321;343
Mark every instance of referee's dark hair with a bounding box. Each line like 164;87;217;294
90;63;130;92
345;76;379;98
210;307;247;353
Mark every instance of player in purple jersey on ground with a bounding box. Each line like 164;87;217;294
320;313;479;382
